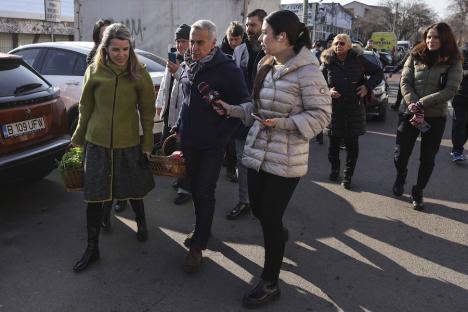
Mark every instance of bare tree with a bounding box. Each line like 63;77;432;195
447;0;468;46
377;0;437;42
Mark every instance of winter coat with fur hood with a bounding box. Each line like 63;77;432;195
321;46;383;137
227;47;332;178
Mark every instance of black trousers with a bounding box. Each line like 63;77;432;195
394;116;446;190
224;138;237;170
328;135;360;178
182;146;224;250
451;95;468;154
248;168;300;283
394;84;403;109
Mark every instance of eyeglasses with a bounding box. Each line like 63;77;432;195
334;41;346;46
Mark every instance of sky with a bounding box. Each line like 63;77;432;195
280;0;450;19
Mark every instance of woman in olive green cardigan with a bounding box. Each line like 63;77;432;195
71;23;156;272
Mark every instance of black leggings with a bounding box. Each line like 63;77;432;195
247;169;299;283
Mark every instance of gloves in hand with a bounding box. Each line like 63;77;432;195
408;101;423;114
410;112;425;127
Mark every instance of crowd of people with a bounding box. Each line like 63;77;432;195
70;9;466;308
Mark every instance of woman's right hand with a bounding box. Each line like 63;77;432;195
213;99;231;116
330;87;341;99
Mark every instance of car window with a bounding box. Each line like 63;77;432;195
42;49;78;75
136;55;165;72
73;54;87;76
0;62;49;97
13;49;41;68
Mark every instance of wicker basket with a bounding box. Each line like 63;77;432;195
150;134;186;177
60;168;84;192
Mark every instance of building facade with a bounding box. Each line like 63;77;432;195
281;2;353;43
0;0;74;53
75;0;281;58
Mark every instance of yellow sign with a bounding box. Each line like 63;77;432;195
371;32;397;53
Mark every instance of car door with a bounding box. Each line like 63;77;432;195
39;48;84;111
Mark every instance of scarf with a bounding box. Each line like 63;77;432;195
185;47;218;83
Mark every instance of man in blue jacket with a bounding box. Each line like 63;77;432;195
175;20;250;272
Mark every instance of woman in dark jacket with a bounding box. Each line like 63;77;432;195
86;18;113;65
321;34;383;189
394;22;463;210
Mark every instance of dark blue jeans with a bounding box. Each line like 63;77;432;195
451;95;468;154
182;146;224;250
394;116;446;190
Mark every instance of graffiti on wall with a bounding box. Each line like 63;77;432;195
121;18;145;41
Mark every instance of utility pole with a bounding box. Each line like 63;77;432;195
303;0;308;25
392;2;399;34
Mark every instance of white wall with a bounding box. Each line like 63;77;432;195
75;0;280;57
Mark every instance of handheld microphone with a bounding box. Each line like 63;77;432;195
197;81;221;105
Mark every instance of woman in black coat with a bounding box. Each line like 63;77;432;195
321;34;383;189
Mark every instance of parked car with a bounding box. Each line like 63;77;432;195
362;51;388;121
0;53;69;183
9;42;165;134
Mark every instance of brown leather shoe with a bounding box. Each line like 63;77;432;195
183;248;202;273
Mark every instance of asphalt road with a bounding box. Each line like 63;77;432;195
1;77;467;312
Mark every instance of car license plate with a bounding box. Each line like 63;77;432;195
2;117;46;138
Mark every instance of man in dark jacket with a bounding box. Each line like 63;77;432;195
219;21;247;183
220;21;246;57
450;48;468;162
226;8;267;220
176;20;250;272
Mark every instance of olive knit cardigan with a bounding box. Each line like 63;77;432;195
71;62;156;152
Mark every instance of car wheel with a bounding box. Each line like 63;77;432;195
27;163;56;181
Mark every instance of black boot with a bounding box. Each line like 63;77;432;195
73;203;103;273
341;176;352;189
392;172;407;196
411;186;424;211
329;169;339;182
101;201;112;230
242;279;281;308
131;200;148;242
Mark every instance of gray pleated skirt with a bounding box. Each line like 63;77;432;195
83;142;155;202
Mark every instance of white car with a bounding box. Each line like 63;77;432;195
9;41;165;134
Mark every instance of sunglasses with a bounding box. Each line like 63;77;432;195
334;41;346;46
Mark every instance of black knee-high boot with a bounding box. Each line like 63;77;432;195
73;203;103;272
101;201;112;230
130;199;148;242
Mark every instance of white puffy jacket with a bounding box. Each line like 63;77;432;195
228;47;331;177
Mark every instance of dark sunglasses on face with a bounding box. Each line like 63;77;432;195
334;41;346;46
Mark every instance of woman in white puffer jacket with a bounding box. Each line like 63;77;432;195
215;10;331;308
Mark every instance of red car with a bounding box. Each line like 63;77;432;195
0;53;69;182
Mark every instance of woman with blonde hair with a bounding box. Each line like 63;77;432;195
71;23;156;272
320;33;383;189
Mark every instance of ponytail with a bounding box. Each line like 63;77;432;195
293;23;312;54
252;56;275;109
